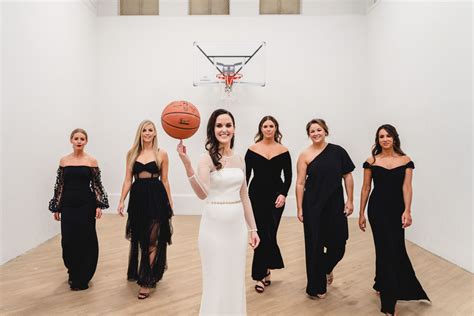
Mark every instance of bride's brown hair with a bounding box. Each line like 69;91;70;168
205;109;235;170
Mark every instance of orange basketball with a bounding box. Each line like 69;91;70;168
161;101;200;139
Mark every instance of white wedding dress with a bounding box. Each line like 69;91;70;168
188;153;257;316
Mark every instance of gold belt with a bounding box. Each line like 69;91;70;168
207;200;241;205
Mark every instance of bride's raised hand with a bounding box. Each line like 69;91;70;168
177;140;191;165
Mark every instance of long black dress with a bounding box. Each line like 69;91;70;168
245;150;292;281
302;143;354;296
126;161;173;288
49;166;109;290
363;161;429;314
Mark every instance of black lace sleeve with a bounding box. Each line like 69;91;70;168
280;152;292;197
90;167;109;209
48;167;64;213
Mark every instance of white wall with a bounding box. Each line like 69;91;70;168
367;1;472;272
1;0;98;264
95;15;368;217
472;2;474;274
0;1;4;263
97;0;118;16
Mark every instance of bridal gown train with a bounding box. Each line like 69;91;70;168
187;153;257;316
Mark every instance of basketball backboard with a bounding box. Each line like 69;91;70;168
193;41;266;92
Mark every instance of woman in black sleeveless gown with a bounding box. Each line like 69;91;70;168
359;124;429;315
118;120;173;299
245;116;292;293
296;119;355;298
49;128;109;291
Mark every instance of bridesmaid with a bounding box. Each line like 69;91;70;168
359;124;429;315
117;120;173;299
245;115;292;293
296;119;355;298
49;128;109;291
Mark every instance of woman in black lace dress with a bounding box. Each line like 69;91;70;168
117;120;173;299
359;125;429;315
245;116;292;293
49;128;109;291
296;119;355;299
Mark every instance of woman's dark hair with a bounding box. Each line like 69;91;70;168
305;119;329;136
205;109;235;170
254;115;283;143
371;124;405;163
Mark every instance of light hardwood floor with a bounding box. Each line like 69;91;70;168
1;215;472;315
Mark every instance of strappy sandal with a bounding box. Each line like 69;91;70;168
326;272;334;285
264;271;271;286
255;280;265;293
307;293;327;299
138;290;150;299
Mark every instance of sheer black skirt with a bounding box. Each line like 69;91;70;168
126;178;173;288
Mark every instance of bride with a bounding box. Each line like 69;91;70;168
177;108;260;315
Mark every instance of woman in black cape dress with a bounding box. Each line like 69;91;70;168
296;119;355;298
301;143;354;297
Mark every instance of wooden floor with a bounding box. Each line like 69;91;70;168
1;215;472;315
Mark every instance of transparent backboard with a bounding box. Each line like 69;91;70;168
193;41;266;89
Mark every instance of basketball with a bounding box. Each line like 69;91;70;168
161;100;200;139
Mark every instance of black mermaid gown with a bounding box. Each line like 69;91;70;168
126;161;173;288
245;150;292;281
363;161;429;314
302;144;354;296
49;166;109;290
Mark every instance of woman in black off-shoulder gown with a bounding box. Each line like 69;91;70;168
49;128;109;291
359;124;429;315
245;116;292;292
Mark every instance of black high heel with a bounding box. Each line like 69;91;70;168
264;271;271;286
326;272;334;285
255;280;265;293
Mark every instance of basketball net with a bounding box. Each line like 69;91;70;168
216;73;242;93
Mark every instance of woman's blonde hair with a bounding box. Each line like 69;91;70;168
126;120;161;169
